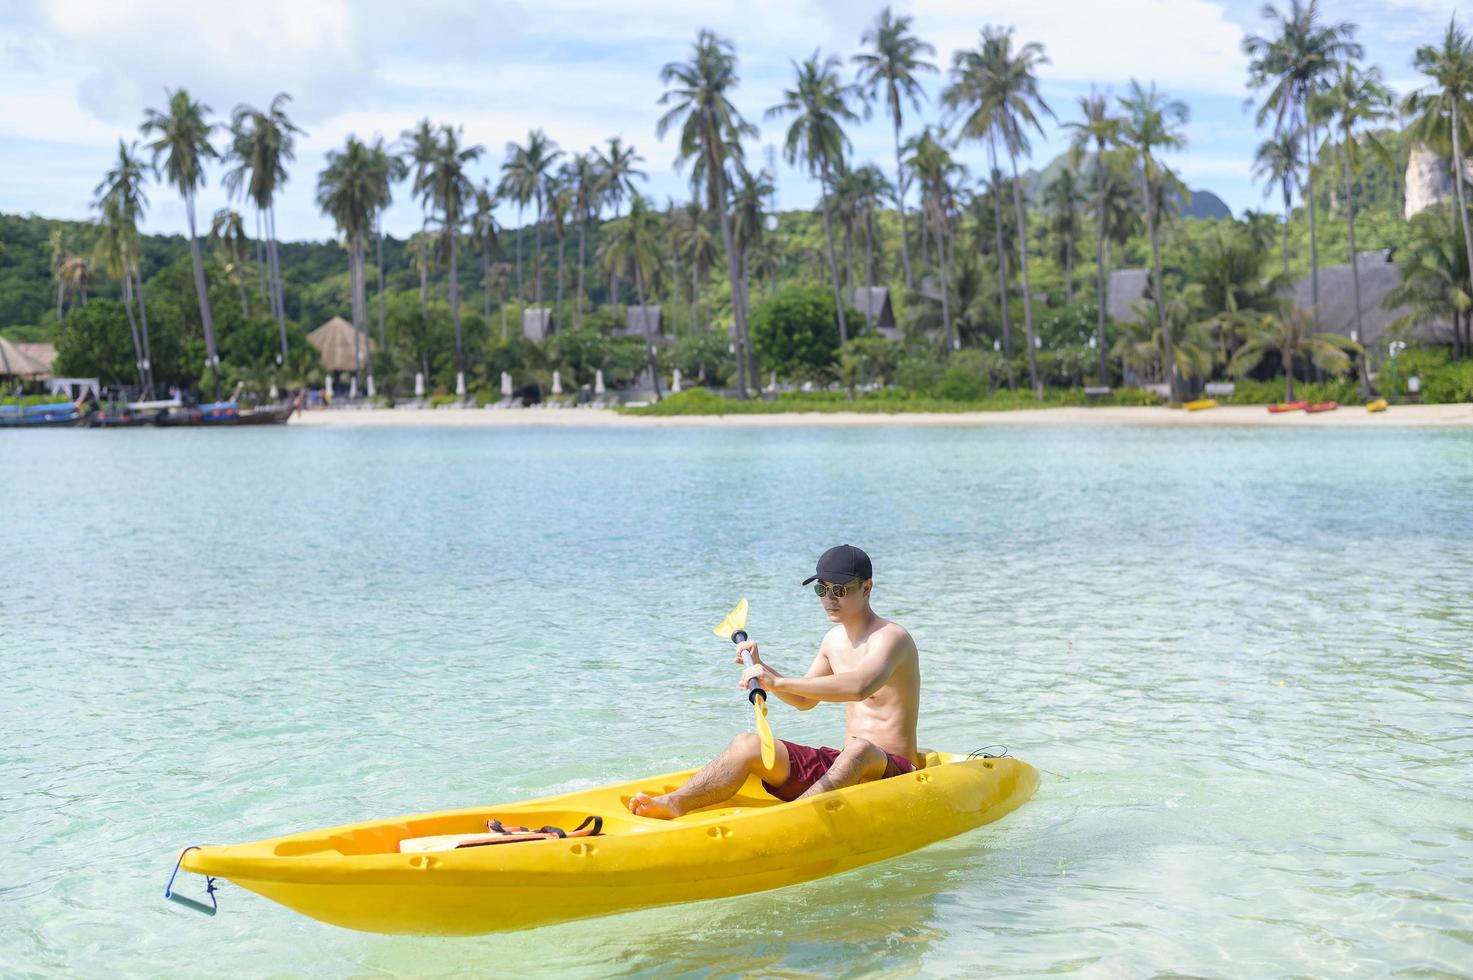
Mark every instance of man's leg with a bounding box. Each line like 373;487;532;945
629;733;789;820
794;739;889;801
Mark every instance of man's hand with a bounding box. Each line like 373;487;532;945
733;639;762;666
740;661;782;693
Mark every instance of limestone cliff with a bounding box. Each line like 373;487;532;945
1404;144;1473;219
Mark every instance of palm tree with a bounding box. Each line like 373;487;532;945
1385;210;1471;358
731;163;772;381
141;88;221;398
600;193;664;398
569;152;599;323
95;140;154;393
1115;289;1216;387
368;136;407;348
673;198;718;334
657;29;759;396
318;136;390;396
767;51;861;344
209;208;251;316
943;26;1053;394
1244;0;1363;329
424;125;484;396
849;164;890;323
499;129;561;317
93;200;146;389
1043;168;1083;306
224;93;302;365
854;6;936;293
594;137;647;316
547;171;574;325
596;137;647;218
1404;17;1473;348
49;227;66;322
406;230;437;325
1230;307;1358;401
472;181;500;323
1064;90;1121;383
1251;130;1304;280
1314;63;1393;397
906;128;962;348
1119;80;1190;403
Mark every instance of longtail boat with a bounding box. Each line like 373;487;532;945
0;401;84;428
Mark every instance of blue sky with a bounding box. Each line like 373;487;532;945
0;0;1460;244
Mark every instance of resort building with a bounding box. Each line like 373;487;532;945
1290;250;1454;361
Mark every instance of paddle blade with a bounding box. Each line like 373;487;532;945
712;598;749;639
754;696;776;769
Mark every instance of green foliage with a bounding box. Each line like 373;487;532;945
52;299;138;384
748;285;843;380
1375;345;1451;396
669;331;735;386
1422;359;1473;402
1222;378;1360;404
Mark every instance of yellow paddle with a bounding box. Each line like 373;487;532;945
713;598;776;769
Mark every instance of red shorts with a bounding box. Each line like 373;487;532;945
761;739;917;803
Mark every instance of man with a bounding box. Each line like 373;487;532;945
628;544;921;819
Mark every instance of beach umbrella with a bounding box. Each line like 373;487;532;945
594;369;605;395
415;372;425;397
552;370;563;395
348;376;358;400
455;371;466;398
672;368;682;393
324;374;334;398
501;371;513;397
269;382;278;400
769;370;777;391
367;375;376;399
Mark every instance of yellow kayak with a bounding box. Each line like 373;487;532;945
1366;398;1388;413
172;751;1037;936
1184;398;1218;411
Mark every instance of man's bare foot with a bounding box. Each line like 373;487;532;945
628;792;683;820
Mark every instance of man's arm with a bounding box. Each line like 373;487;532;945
771;637;907;704
769;649;831;711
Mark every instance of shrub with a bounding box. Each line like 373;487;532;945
1423;360;1473;403
1376;346;1451;396
749;285;842;380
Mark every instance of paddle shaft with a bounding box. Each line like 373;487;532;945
730;629;767;705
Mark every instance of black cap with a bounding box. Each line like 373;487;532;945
802;544;873;586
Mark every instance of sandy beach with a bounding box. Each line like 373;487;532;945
289;403;1473;428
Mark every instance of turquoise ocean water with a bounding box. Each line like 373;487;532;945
3;423;1471;976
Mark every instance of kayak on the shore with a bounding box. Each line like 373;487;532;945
1268;400;1309;413
1305;401;1339;414
166;751;1037;936
1184;398;1218;411
1366;399;1389;413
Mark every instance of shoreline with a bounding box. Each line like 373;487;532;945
289;403;1473;428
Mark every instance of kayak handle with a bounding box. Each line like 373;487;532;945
165;846;218;917
729;629;767;705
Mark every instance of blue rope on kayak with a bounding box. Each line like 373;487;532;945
165;846;219;917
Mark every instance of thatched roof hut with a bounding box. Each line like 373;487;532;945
1107;269;1149;324
306;316;373;373
523;307;553;342
0;336;51;379
852;287;901;340
1290;250;1454;354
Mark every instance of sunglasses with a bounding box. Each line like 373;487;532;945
813;580;861;599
